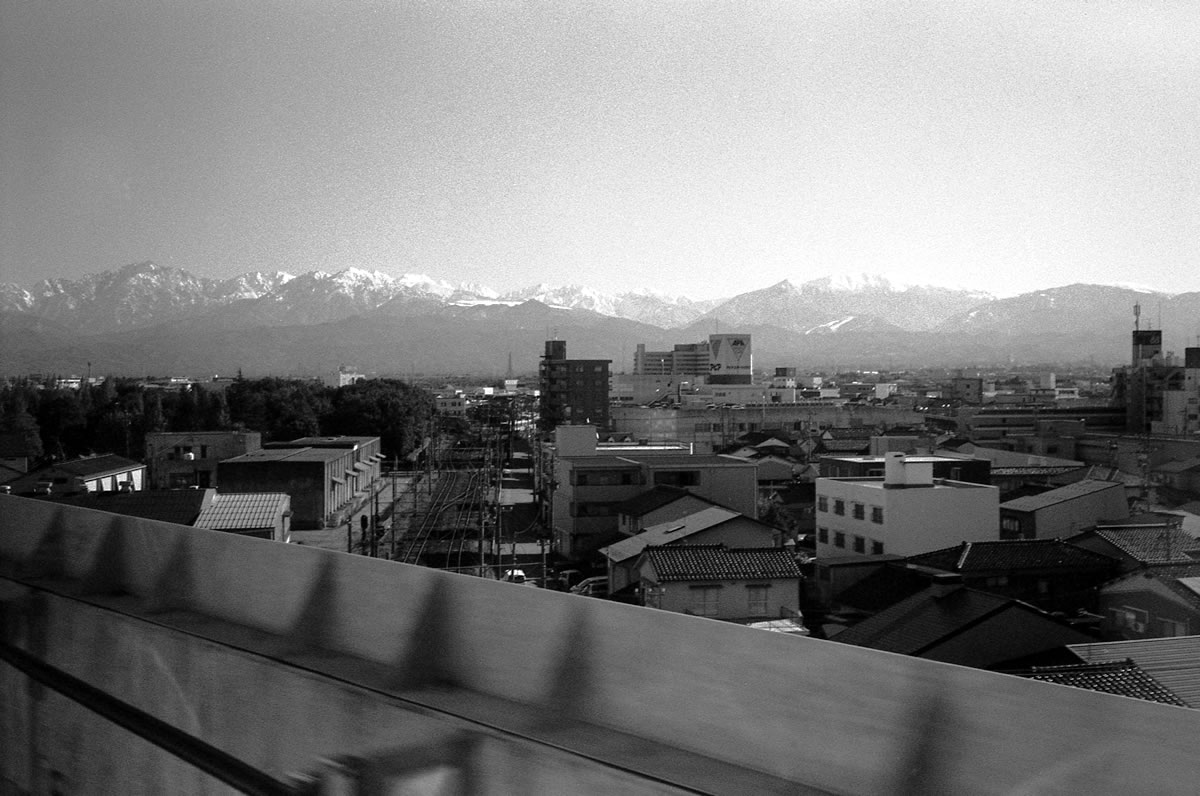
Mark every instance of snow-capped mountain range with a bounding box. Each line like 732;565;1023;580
3;261;1198;375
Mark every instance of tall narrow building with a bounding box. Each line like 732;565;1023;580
539;340;611;432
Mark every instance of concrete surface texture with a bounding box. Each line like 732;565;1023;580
3;494;1200;793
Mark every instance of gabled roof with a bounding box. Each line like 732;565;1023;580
1019;660;1189;707
831;585;1068;656
989;465;1086;477
1104;564;1200;613
0;432;35;458
1068;635;1200;707
818;439;873;453
1076;527;1200;566
1000;479;1123;513
195;492;290;531
832;563;931;613
614;485;700;517
641;544;801;582
59;489;215;526
907;539;1117;573
603;506;743;563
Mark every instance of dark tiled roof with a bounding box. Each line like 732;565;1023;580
907;539;1118;573
195;493;290;531
990;466;1085;477
1000;479;1123;512
1088;527;1200;565
1069;636;1200;707
1020;660;1189;706
59;489;213;526
0;432;34;458
56;454;143;478
643;545;800;582
818;439;872;453
614;485;693;516
832;586;1019;655
832;564;931;613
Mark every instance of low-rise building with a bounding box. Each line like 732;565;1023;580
6;454;145;496
145;430;263;489
999;479;1129;540
636;544;802;622
815;453;1000;559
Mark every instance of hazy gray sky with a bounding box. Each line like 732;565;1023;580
2;1;1198;299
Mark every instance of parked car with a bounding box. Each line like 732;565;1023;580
570;576;609;598
502;569;527;583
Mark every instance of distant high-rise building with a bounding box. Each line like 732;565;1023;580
633;334;753;385
539;341;611;431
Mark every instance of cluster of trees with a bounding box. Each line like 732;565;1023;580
0;375;436;465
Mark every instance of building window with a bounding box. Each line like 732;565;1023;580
871;541;884;555
746;585;769;616
689;586;720;617
817;496;828;512
871;506;883;524
853;536;865;553
985;575;1009;588
833;499;845;516
852;502;865;520
834;532;846;548
817;527;828;544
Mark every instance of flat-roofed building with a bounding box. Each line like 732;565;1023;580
815;453;1000;559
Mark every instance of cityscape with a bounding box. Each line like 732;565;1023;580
4;1;1200;793
4;289;1200;791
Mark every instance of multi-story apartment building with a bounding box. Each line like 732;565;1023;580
632;334;753;385
814;452;999;559
538;340;611;431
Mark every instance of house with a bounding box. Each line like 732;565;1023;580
636;544;802;623
1155;457;1200;497
814;452;1000;559
548;447;758;560
1095;564;1200;639
829;578;1098;670
999;479;1129;540
144;430;263;489
904;539;1119;615
1067;635;1200;707
57;488;216;525
613;486;719;537
6;454;145;496
194;492;292;542
603;507;780;594
814;428;876;456
0;431;36;474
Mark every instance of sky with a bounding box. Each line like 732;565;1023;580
2;1;1198;300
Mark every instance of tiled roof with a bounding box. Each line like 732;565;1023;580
1155;457;1200;474
59;489;214;526
614;485;693;516
907;539;1118;573
1000;479;1123;512
818;439;873;453
1020;660;1189;706
1086;527;1200;565
990;466;1085;477
56;454;144;478
1068;635;1200;707
603;507;742;563
0;432;35;458
195;492;290;531
642;545;801;582
832;586;1022;655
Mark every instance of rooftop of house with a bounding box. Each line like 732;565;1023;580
1154;457;1200;475
1069;635;1200;708
603;507;745;563
989;465;1086;477
1073;527;1200;565
907;539;1118;573
1017;660;1189;707
0;432;35;459
53;453;144;478
195;492;291;531
57;488;216;526
641;544;801;582
830;583;1081;657
1000;479;1124;512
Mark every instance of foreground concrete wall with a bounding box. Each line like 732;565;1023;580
4;495;1200;794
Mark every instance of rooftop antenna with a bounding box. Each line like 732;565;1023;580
1134;302;1140;332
